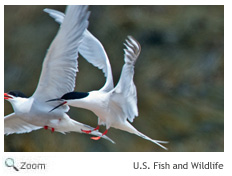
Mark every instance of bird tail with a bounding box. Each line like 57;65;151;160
55;117;115;144
136;131;168;150
117;121;168;150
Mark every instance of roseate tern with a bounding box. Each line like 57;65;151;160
45;9;168;150
4;5;114;143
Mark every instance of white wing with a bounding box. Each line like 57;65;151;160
4;113;42;135
43;8;65;24
44;8;114;92
111;36;141;123
33;6;90;102
78;30;114;92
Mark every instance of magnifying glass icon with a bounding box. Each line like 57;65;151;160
5;158;19;171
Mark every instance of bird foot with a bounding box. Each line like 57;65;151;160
43;126;55;133
81;125;99;134
90;129;108;141
91;136;101;140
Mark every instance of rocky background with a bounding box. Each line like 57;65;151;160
4;5;224;152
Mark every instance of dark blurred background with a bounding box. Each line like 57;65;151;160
4;5;224;152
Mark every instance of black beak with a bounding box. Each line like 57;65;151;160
46;98;67;112
46;98;63;102
49;101;67;112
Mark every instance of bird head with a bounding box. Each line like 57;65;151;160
4;91;29;112
47;91;89;112
4;90;28;102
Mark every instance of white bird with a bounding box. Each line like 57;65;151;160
4;5;114;143
45;9;168;150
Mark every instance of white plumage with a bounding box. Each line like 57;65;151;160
44;8;114;92
4;6;114;144
46;8;168;150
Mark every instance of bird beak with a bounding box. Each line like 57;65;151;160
46;98;67;112
4;93;12;100
49;101;67;112
46;98;63;102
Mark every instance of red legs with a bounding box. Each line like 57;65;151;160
43;119;61;133
43;126;55;133
81;125;108;141
81;125;100;134
91;129;108;141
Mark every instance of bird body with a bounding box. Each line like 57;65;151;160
64;89;135;130
48;34;168;150
4;6;114;143
6;96;63;128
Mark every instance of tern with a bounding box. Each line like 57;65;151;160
46;9;168;150
4;5;114;143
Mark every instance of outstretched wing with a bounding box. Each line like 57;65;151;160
111;36;141;123
4;113;42;135
33;6;90;102
78;30;114;92
44;8;114;92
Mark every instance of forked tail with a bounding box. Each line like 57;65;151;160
136;131;168;150
117;121;168;150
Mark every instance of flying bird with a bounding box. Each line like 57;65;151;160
45;8;168;150
4;5;114;143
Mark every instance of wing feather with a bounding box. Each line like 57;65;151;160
4;113;42;135
111;36;141;122
33;6;90;101
44;8;114;92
